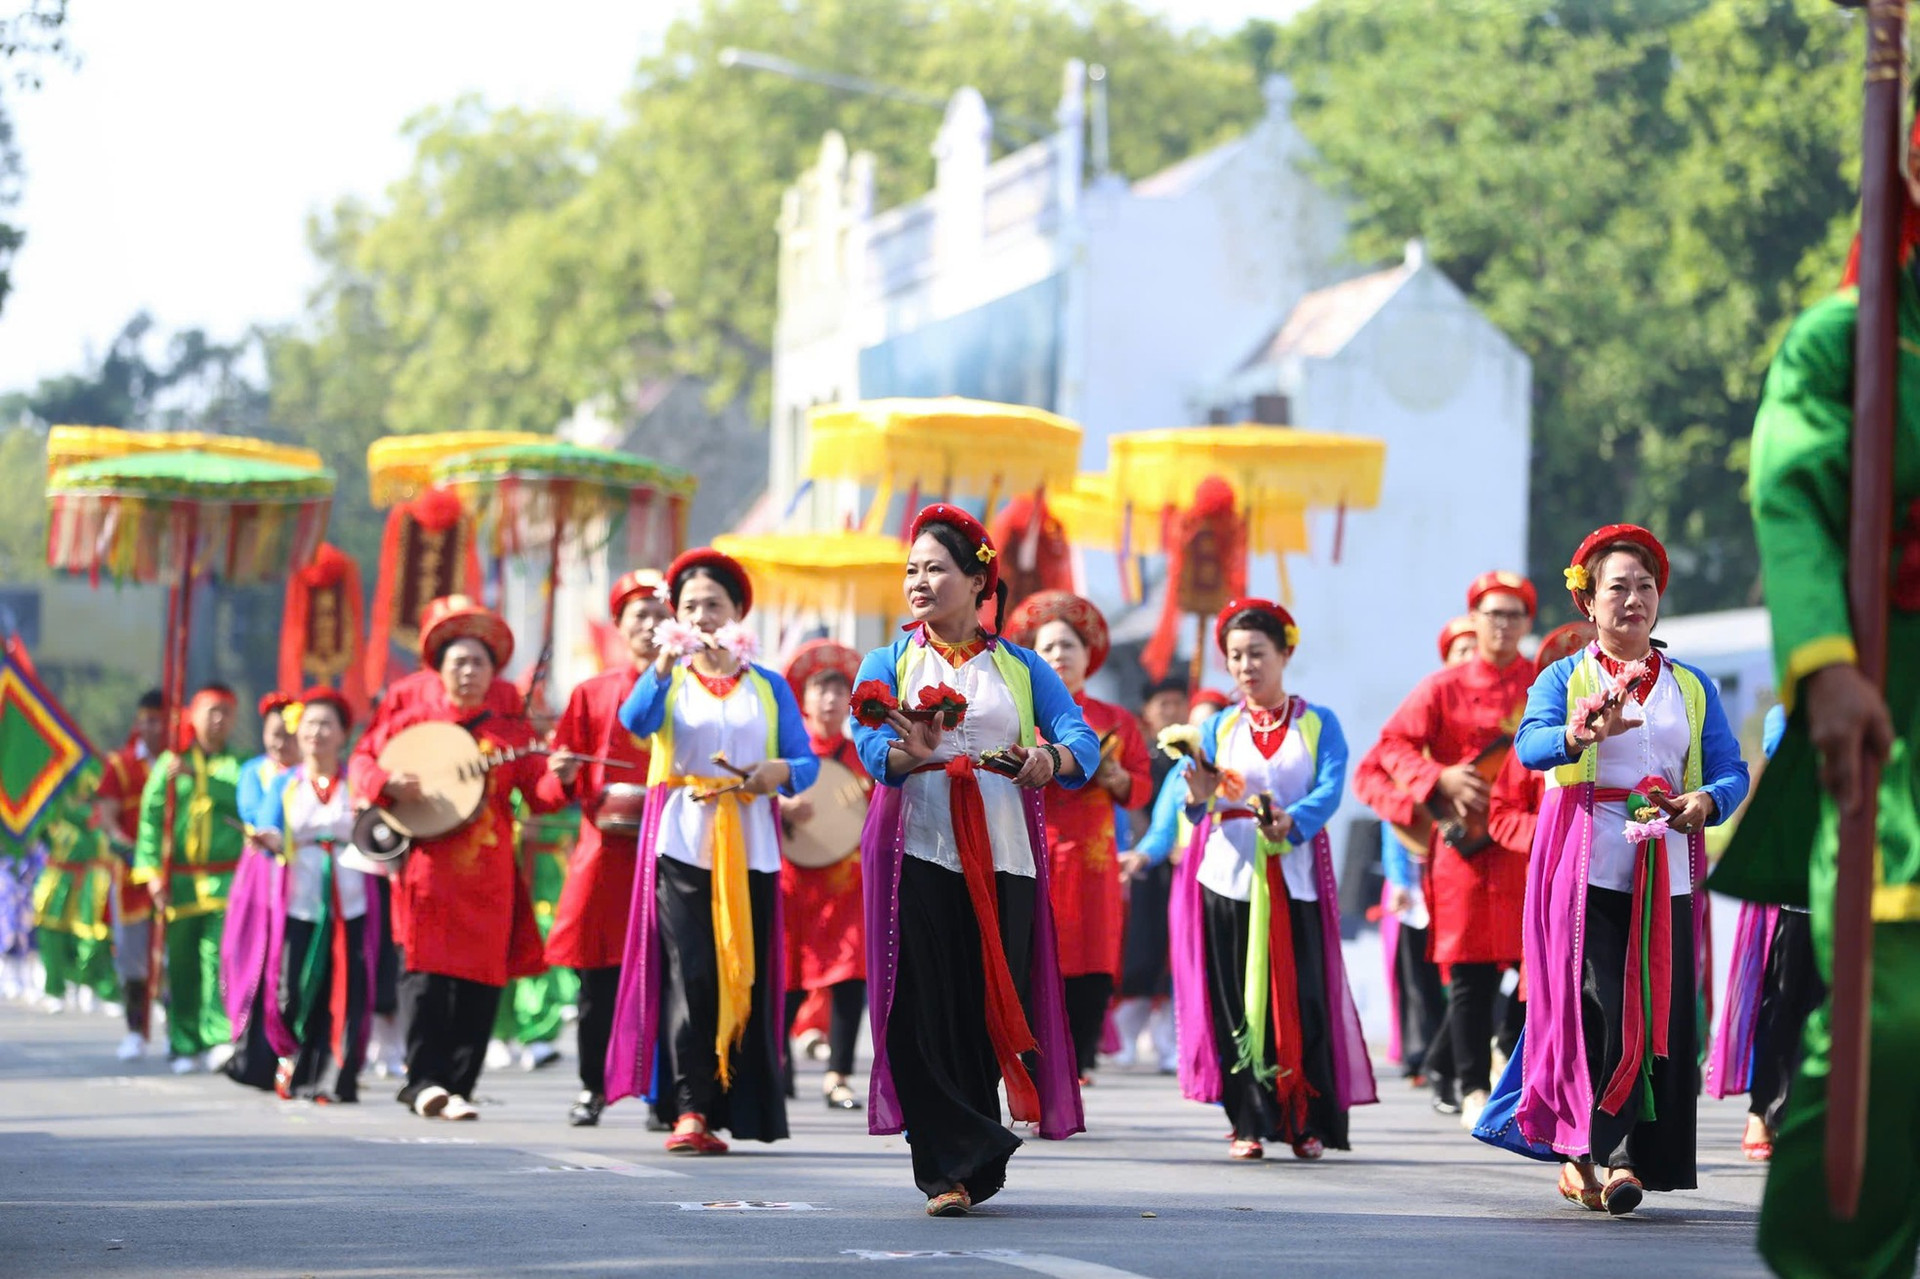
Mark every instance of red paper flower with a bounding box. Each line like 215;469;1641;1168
852;680;899;730
914;683;969;728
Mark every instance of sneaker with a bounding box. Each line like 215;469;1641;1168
568;1092;606;1127
1460;1089;1490;1132
169;1055;199;1075
485;1039;514;1070
524;1041;561;1071
413;1085;451;1118
1431;1075;1462;1116
204;1042;235;1074
115;1032;147;1062
441;1095;481;1121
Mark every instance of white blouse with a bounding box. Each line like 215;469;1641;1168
1589;664;1693;897
283;775;367;923
1198;710;1318;904
899;646;1038;878
657;674;785;875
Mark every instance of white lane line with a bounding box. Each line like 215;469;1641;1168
843;1250;1152;1278
672;1200;828;1211
532;1149;690;1180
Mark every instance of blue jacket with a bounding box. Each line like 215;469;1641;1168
1514;653;1749;822
849;635;1101;788
1195;700;1349;848
618;660;818;797
1134;755;1195;866
236;755;292;833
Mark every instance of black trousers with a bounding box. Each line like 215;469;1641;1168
655;858;788;1142
1120;861;1173;998
283;916;369;1102
1200;886;1349;1148
784;979;867;1079
1750;908;1825;1131
1447;961;1501;1095
370;879;400;1016
1580;888;1697;1190
1393;920;1445;1075
1063;974;1114;1077
398;970;502;1104
887;856;1034;1203
575;964;620;1097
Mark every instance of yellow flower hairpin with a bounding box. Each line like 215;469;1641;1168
281;703;305;732
1284;624;1301;649
1563;564;1590;591
976;545;997;564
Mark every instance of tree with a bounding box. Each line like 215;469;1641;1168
0;1;73;316
271;0;1269;450
1279;0;1860;612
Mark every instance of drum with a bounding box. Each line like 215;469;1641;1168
594;783;649;836
782;758;871;870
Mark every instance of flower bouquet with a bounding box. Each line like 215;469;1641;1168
1622;774;1679;845
851;680;972;731
1571;657;1649;740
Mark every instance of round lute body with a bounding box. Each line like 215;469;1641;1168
375;720;494;840
782;757;870;870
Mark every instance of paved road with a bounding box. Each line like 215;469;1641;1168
0;1000;1769;1278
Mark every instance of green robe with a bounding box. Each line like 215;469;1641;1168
1714;275;1920;1279
132;747;244;920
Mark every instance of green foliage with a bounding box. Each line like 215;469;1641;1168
1280;0;1860;613
269;0;1266;446
1;0;73;316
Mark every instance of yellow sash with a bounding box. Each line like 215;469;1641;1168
663;773;760;1088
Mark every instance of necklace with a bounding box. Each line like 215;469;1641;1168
1245;696;1293;760
925;627;988;667
310;771;341;806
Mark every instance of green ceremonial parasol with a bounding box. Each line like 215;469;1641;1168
428;440;695;701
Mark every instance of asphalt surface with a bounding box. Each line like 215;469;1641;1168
0;997;1770;1279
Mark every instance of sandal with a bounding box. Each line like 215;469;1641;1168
1228;1138;1265;1161
824;1082;863;1112
665;1113;730;1156
1601;1169;1644;1217
1290;1137;1325;1162
1742;1117;1773;1162
1558;1164;1604;1212
926;1188;972;1217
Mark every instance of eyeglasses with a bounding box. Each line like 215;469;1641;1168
1476;608;1530;625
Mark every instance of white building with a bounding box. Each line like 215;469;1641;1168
771;64;1534;876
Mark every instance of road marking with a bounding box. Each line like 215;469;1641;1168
672;1200;828;1211
529;1149;688;1180
843;1251;1152;1278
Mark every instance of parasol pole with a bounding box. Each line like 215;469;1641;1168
1188;612;1206;697
148;512;198;1046
1826;0;1905;1220
529;504;566;716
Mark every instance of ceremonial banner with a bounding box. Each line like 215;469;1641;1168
988;491;1074;609
280;542;369;720
1142;476;1248;681
366;487;482;689
0;635;94;844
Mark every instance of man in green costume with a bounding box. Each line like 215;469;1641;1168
134;685;245;1072
1717;254;1920;1278
30;764;120;1009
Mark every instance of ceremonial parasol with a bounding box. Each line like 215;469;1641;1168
44;444;334;1042
1098;425;1386;684
711;530;908;622
428;440;696;704
365;431;545;509
803;397;1082;524
46;425;323;477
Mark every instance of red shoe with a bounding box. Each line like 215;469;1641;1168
1290;1136;1325;1161
273;1058;294;1101
664;1114;729;1156
1228;1138;1264;1161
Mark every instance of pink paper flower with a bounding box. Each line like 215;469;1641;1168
715;622;760;663
654;619;705;657
1623;813;1670;845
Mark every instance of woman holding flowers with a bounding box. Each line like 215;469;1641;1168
1485;525;1748;1215
1169;600;1374;1162
851;504;1099;1217
604;549;818;1155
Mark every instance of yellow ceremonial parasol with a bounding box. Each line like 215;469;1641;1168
803;397;1082;523
1107;425;1385;520
365;431;545;508
1049;470;1314;558
46;425;322;478
711;530;908;621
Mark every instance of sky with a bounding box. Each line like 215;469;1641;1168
0;0;1293;394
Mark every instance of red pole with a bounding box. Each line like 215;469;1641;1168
1826;0;1905;1220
